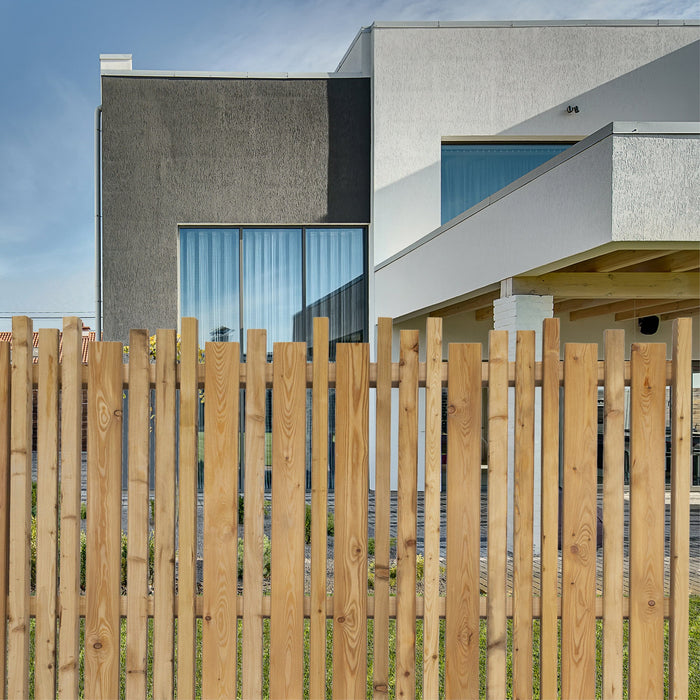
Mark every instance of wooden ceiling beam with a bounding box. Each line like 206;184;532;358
474;306;493;322
614;299;700;322
561;249;672;273
554;298;614;314
429;289;500;318
511;272;699;299
659;307;700;322
618;248;700;273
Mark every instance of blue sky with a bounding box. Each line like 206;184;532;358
0;0;696;332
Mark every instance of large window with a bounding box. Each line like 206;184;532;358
441;142;571;224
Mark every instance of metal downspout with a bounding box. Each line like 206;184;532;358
95;105;102;339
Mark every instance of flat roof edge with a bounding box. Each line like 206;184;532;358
100;70;369;79
371;19;699;28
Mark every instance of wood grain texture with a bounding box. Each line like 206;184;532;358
202;341;240;700
6;316;32;700
310;319;329;700
153;329;177;700
396;330;419;700
561;344;598;700
178;319;199;700
125;329;150;700
512;331;534;700
333;342;369;700
58;317;83;698
629;343;666;700
35;329;59;699
486;330;508;700
445;343;481;700
603;330;625;700
373;318;392;700
0;341;10;699
423;318;442;700
670;319;692;700
242;329;267;700
539;319;560;700
270;342;306;700
85;342;123;700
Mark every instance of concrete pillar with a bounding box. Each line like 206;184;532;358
493;293;553;554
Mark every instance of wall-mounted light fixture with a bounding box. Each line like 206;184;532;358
567;105;580;114
638;315;660;335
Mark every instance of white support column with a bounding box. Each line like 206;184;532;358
493;293;553;554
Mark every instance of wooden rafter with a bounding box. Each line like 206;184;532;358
619;248;700;273
554;299;615;314
474;306;492;322
615;299;700;322
569;298;668;322
659;308;700;322
562;249;673;273
428;289;499;318
511;272;699;299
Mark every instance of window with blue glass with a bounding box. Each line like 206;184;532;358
441;143;571;224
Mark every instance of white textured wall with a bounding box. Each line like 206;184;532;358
371;25;700;265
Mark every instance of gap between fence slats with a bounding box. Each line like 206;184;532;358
85;342;123;700
242;329;267;700
396;330;419;700
562;343;598;699
270;342;306;700
7;317;33;700
670;318;692;700
373;317;392;700
629;343;667;700
333;342;369;699
202;341;240;700
309;319;328;700
486;331;508;700
177;319;199;700
603;329;625;700
423;317;442;700
35;329;59;699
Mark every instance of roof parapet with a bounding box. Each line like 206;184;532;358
100;54;132;73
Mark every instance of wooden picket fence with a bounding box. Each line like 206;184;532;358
0;315;694;699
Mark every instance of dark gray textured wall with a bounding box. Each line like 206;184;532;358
101;76;370;342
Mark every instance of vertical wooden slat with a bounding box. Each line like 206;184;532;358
270;342;306;700
423;317;442;700
35;329;59;698
242;329;267;700
125;329;150;699
670;318;692;700
85;341;123;700
373;317;392;700
512;331;535;700
178;319;199;700
0;341;11;699
310;319;329;700
58;317;83;698
603;329;625;700
629;343;666;700
445;343;481;700
396;330;418;700
6;316;32;700
486;330;508;700
561;343;598;700
539;319;560;700
333;342;369;699
202;341;240;699
153;329;177;700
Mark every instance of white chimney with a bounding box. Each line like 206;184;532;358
100;54;132;73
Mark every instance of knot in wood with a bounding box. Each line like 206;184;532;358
648;599;655;607
337;616;345;624
93;642;102;650
570;544;579;555
113;409;122;418
447;404;456;415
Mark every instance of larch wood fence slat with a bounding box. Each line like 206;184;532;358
0;314;696;699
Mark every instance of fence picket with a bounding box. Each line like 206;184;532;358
396;330;419;700
333;342;369;699
539;319;560;700
629;343;666;700
562;343;597;699
310;318;329;700
85;341;123;700
126;329;150;699
58;317;83;698
270;342;306;699
0;341;10;698
603;329;625;700
423;317;442;700
7;316;33;700
445;343;481;700
512;331;535;700
202;341;240;699
670;318;692;699
373;318;392;700
486;330;508;700
35;329;59;698
242;329;267;700
178;318;199;699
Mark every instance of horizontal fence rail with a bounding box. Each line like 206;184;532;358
0;315;696;699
